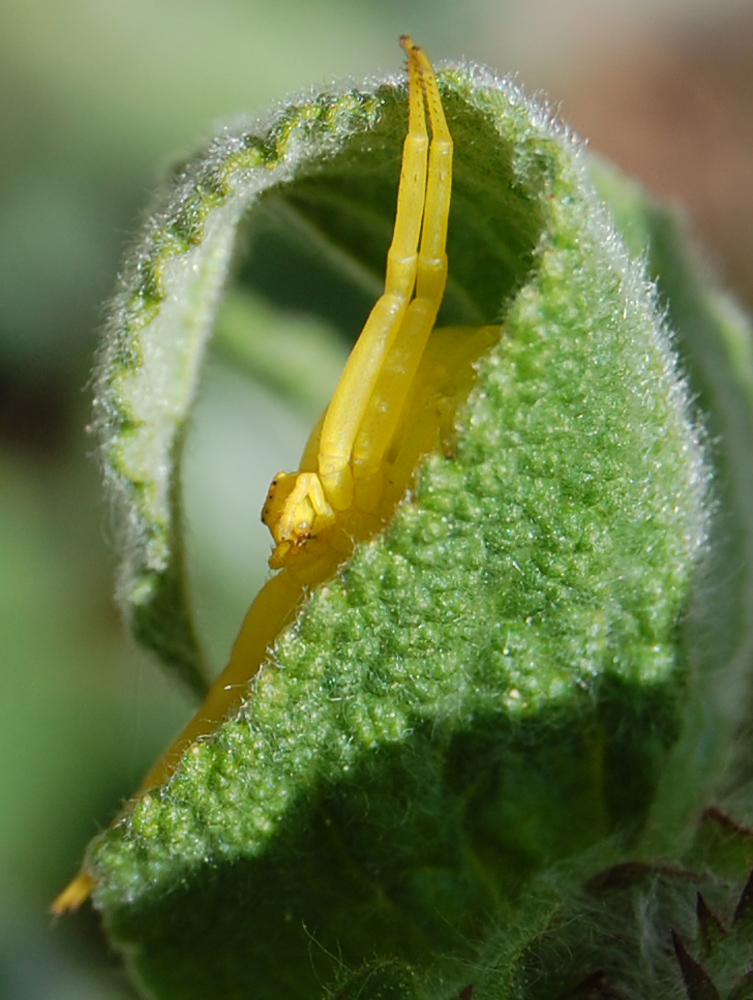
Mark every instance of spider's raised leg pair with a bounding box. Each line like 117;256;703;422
262;35;453;567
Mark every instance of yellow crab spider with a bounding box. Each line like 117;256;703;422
53;37;500;914
263;36;451;563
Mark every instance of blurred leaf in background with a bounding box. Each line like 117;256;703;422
0;0;750;996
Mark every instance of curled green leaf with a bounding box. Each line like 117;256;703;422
85;57;753;1000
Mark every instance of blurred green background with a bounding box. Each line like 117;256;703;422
1;1;751;996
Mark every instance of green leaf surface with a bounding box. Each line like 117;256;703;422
592;161;753;829
86;61;753;999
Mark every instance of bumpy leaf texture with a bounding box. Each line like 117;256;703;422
88;61;753;999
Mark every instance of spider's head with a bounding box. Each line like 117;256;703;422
262;471;336;570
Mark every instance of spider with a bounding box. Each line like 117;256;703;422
53;36;499;914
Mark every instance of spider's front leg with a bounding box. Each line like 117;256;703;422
263;36;440;567
351;43;453;508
